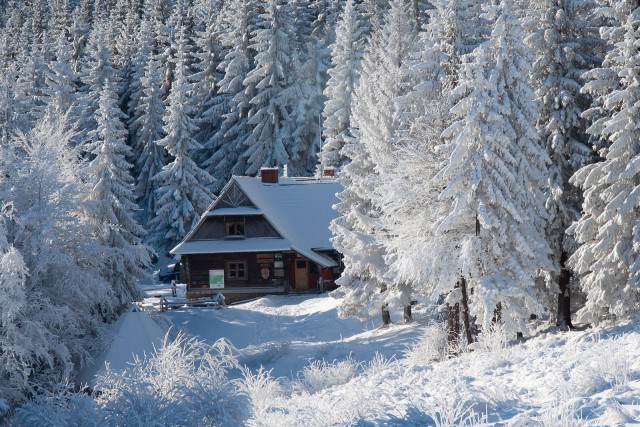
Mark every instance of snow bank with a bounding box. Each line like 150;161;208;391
77;306;166;387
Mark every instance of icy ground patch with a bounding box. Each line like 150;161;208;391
162;295;640;426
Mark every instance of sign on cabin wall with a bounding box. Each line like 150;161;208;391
209;269;224;288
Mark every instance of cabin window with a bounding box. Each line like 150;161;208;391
225;221;245;237
226;260;247;280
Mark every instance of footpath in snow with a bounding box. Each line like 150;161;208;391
163;294;420;379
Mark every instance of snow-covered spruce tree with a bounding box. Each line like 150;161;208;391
42;32;78;118
0;113;117;402
69;0;92;74
132;55;167;228
525;0;596;328
237;0;295;176
191;6;227;164
319;0;366;171
11;36;48;133
568;2;640;324
48;0;70;40
82;80;152;305
128;18;160;166
420;0;494;343
427;0;490;92
77;22;120;146
288;2;327;177
331;0;416;322
148;25;215;251
208;0;257;190
435;0;553;335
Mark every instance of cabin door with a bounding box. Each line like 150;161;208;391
295;259;309;290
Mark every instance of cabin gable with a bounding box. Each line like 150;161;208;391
213;181;255;209
188;215;280;241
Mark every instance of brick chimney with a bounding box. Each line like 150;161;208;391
323;167;335;177
260;167;279;183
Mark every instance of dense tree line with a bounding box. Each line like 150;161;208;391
0;0;639;408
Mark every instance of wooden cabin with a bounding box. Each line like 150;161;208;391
170;167;342;303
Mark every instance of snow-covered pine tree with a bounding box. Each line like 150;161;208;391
148;25;214;250
127;18;158;156
525;0;597;328
319;0;366;171
0;5;26;66
0;237;33;405
238;0;295;176
207;0;256;191
82;79;151;305
133;54;167;228
331;0;416;321
568;1;640;324
48;0;70;40
436;0;552;335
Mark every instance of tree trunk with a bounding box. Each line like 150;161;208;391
403;303;412;323
459;277;473;345
446;287;460;347
381;304;391;326
556;251;574;329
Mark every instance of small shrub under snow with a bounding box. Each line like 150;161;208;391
405;322;449;365
472;322;509;353
294;356;360;394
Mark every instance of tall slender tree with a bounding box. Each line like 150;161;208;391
82;80;151;305
42;32;78;118
133;55;167;228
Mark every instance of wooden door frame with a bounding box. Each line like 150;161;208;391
293;256;309;290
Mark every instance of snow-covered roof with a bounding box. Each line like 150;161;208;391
171;175;342;267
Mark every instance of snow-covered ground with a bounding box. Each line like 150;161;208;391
16;289;640;426
147;293;640;426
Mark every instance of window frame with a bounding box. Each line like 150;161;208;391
226;260;248;281
224;217;246;237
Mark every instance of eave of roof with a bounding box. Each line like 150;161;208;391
171;238;292;255
205;207;263;216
